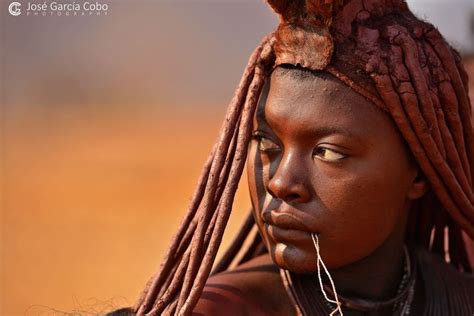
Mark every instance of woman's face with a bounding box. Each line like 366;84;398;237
247;68;422;273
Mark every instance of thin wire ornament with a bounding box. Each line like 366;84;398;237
311;233;343;316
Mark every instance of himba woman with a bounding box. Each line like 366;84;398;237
110;0;474;315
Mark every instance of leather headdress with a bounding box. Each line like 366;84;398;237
268;0;345;70
268;0;412;109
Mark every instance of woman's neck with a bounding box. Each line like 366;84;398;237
329;231;406;301
330;209;409;301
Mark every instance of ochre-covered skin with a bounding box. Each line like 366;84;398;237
113;1;474;315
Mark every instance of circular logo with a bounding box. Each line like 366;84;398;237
9;2;21;16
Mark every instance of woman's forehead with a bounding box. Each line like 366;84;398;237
261;67;359;111
254;68;397;142
257;69;376;119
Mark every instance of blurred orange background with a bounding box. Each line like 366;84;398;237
1;1;473;315
1;2;276;314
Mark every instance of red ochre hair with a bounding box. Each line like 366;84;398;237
133;0;474;314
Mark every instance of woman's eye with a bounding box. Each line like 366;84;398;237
314;147;346;161
253;134;279;152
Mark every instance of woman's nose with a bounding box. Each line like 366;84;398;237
266;151;311;203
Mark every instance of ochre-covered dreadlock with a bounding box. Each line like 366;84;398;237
132;34;276;315
132;0;473;314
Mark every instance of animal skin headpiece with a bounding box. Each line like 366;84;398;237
269;0;343;70
132;1;474;314
268;0;426;110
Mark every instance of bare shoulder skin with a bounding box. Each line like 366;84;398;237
193;254;295;315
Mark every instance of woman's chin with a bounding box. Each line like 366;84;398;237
270;242;317;274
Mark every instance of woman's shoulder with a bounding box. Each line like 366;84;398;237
193;253;295;315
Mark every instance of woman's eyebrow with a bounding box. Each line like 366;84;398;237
310;126;360;139
255;109;360;139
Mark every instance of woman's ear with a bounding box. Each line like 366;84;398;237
407;169;429;200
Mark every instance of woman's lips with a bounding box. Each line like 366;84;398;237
265;223;309;243
262;210;311;231
262;210;316;243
